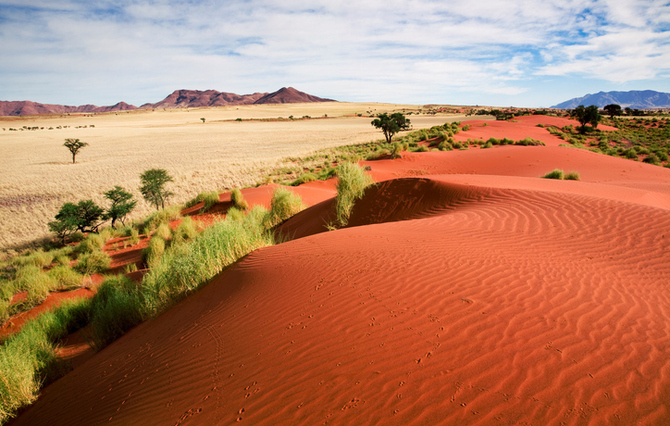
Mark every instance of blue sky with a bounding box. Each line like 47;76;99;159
0;0;668;107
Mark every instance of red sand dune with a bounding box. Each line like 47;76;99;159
11;146;670;425
453;116;618;147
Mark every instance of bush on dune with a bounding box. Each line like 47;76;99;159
335;162;374;227
264;187;305;229
90;275;143;349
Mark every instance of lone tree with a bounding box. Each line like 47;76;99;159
371;112;411;143
103;186;137;227
48;200;104;243
603;104;623;118
140;168;174;210
63;138;88;164
571;105;600;134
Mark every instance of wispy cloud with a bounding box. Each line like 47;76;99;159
0;0;668;106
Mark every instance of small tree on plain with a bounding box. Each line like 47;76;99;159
371;113;411;143
200;117;206;123
140;168;174;210
571;105;600;134
103;186;137;227
49;200;104;243
63;138;88;163
603;104;623;118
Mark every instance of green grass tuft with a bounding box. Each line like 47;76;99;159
230;188;249;210
75;250;111;276
565;171;581;180
542;169;565;180
264;187;305;229
335;162;374;227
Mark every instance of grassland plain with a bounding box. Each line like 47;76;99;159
0;102;469;253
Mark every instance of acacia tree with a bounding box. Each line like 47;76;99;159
103;186;136;227
63;138;89;163
48;200;104;243
371;113;411;143
603;104;623;118
571;105;600;134
140;168;174;210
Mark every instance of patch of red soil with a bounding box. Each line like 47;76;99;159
12;145;670;425
453;116;618;147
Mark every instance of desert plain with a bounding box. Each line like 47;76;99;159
2;103;670;425
0;102;455;253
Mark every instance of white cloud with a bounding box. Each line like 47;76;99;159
0;0;668;105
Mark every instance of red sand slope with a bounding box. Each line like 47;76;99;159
453;116;618;147
11;147;670;425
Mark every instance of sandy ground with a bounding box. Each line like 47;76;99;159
0;102;465;252
10;144;670;425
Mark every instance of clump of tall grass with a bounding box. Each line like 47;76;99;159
127;228;140;247
264;187;305;229
542;169;581;181
90;275;143;349
230;187;249;210
154;222;172;242
172;216;199;245
11;250;54;269
0;297;91;424
143;236;166;269
75;250;111;276
77;233;105;254
565;171;581;180
184;191;220;212
335;162;374;227
542;169;565;180
47;265;83;291
141;212;274;317
142;205;182;232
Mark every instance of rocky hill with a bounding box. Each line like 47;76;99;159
0;87;335;116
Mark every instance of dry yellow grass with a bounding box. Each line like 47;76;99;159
0;102;467;252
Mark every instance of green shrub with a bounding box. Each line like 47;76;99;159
143;205;182;231
230;188;249;210
12;250;53;269
0;298;9;324
542;169;565;180
643;153;661;165
291;173;318;186
77;233;105;254
141;213;274;317
335;162;374;227
264;187;305;229
90;275;143;349
172;216;199;245
75;250;111;276
390;143;403;159
128;228;140;246
154;222;172;242
143;236;166;269
14;265;43;292
47;265;83;290
565;171;581;180
624;148;638;159
184;191;219;212
54;255;71;267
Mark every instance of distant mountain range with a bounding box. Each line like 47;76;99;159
552;90;670;109
0;87;335;116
